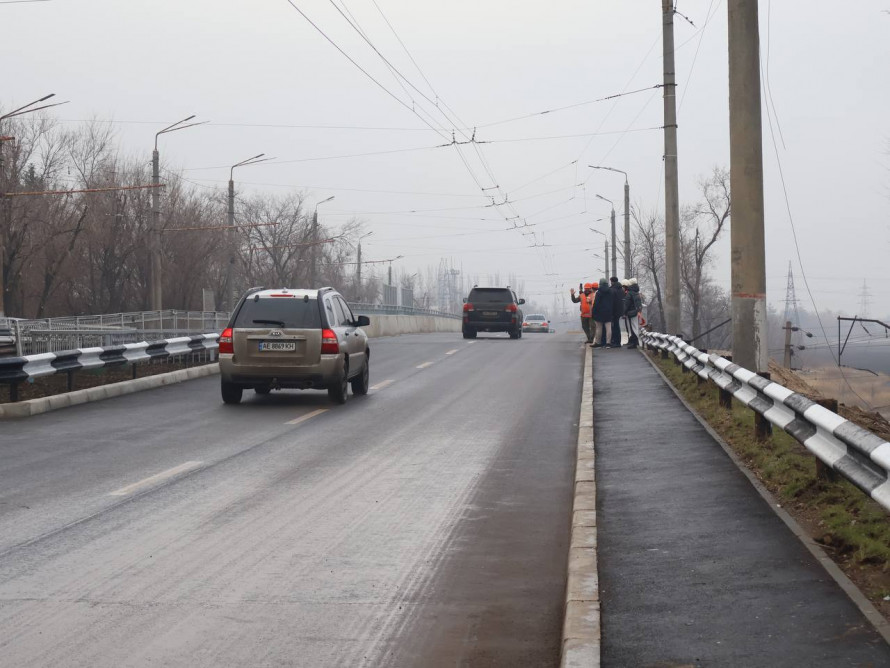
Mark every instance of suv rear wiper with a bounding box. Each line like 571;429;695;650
252;319;286;326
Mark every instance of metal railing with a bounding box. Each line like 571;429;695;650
3;310;229;355
641;330;890;512
2;304;458;357
348;303;460;319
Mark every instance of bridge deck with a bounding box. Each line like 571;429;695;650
592;348;890;665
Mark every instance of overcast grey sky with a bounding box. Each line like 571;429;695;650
2;0;888;315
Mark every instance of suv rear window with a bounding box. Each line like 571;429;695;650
468;288;514;303
233;297;322;328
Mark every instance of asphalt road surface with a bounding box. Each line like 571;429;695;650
0;331;581;667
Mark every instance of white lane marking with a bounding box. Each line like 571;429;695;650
466;341;477;345
287;408;329;425
416;361;434;369
445;349;459;355
370;379;395;391
109;461;203;497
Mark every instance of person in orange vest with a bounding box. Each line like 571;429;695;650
570;282;595;344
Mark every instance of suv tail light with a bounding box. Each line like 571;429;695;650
463;302;474;312
321;328;339;354
219;327;234;354
505;304;518;313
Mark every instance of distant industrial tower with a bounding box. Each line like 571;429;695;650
437;259;462;314
857;279;873;318
783;262;802;368
782;261;801;328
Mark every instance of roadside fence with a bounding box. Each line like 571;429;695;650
641;330;890;513
3;310;229;356
0;334;220;403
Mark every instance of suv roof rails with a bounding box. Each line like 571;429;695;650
246;286;266;295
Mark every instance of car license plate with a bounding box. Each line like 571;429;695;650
259;341;295;352
483;311;498;317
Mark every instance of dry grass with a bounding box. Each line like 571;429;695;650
651;352;890;620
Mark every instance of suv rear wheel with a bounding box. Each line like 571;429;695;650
328;361;349;404
221;381;243;404
462;328;476;339
350;358;370;395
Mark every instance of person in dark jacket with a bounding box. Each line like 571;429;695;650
591;278;613;347
622;278;643;348
609;277;624;347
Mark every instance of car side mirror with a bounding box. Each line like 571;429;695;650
355;315;371;327
462;297;468;303
518;298;525;305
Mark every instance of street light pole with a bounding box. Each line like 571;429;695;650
151;115;205;311
0;94;69;318
310;195;335;288
226;153;270;311
596;194;617;278
590;165;631;277
356;231;373;297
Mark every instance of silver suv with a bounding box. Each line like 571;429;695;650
218;287;370;405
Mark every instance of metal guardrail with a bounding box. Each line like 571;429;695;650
2;305;457;356
2;311;230;355
0;334;220;402
641;330;890;513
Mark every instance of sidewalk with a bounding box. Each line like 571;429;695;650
592;348;890;666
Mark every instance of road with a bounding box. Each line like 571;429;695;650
0;331;582;667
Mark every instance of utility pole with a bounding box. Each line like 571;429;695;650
604;240;609;280
610;206;617;278
150;115;205;310
783;320;793;369
226;176;235;312
226;153;269;312
150;148;162;310
356;240;362;294
662;0;682;335
624;180;631;278
0;94;67;317
310;195;334;288
728;0;768;371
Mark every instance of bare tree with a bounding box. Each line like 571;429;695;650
631;206;666;331
680;166;731;340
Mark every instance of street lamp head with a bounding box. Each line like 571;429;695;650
589;164;629;183
595;194;614;208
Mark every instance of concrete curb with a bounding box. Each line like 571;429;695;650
561;346;600;667
0;363;219;419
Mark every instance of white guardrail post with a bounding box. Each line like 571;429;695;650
640;330;890;513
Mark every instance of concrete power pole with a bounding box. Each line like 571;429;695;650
783;320;793;369
624;181;631;278
226;177;235;312
604;240;609;280
356;240;363;297
662;0;682;335
150;149;162;310
610;207;617;278
309;208;318;288
728;0;768;372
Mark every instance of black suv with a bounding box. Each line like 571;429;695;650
462;287;525;339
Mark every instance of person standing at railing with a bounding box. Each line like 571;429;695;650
609;277;625;347
622;278;643;349
570;283;595;344
591;278;614;348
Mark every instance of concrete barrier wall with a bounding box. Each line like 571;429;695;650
363;314;461;338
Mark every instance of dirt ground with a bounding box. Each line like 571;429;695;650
769;361;890;442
